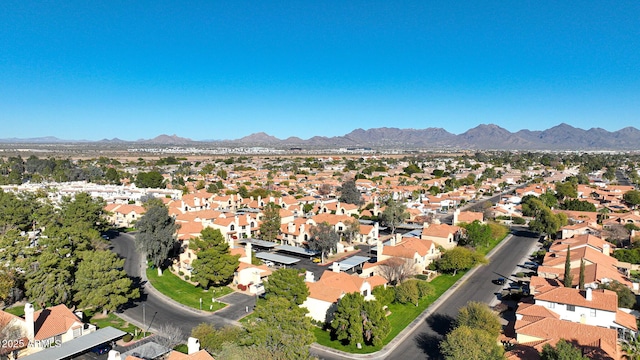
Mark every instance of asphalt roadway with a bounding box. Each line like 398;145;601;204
310;226;541;360
109;233;256;338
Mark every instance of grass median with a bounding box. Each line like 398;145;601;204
146;267;232;312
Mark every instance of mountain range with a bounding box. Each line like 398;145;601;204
2;124;639;150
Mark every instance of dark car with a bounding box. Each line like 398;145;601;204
493;277;506;285
90;344;111;355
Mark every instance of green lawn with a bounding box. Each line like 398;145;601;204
313;271;465;353
146;267;232;312
90;313;146;339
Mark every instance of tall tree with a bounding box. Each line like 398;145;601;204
578;259;585;290
624;190;640;209
135;171;165;188
259;202;281;242
25;251;74;306
381;199;409;234
135;204;178;276
563;245;573;288
439;325;504;360
331;292;365;345
264;268;309;305
342;218;361;244
436;247;486;276
73;250;140;315
308;222;340;263
339;179;363;206
555;181;578;201
191;228;239;288
456;302;502;338
246;296;314;359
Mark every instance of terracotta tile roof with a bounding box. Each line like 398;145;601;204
165;349;215;360
422;223;460;238
535;288;618;312
615;309;638;331
33;304;82;340
515;317;619;360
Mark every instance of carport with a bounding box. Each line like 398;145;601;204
275;244;318;257
337;255;371;272
238;238;278;251
20;326;126;360
255;252;300;267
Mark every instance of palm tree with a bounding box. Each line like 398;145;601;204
621;334;640;360
598;207;611;224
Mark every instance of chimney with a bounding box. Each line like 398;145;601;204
107;350;122;360
244;243;252;264
305;271;315;282
585;287;593;301
453;209;460;225
24;303;35;341
376;239;383;257
602;243;610;257
390;235;397;247
332;262;341;273
187;337;200;355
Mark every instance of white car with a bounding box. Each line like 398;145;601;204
264;261;275;267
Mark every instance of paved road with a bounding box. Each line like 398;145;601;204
386;227;539;360
110;233;254;337
310;227;540;360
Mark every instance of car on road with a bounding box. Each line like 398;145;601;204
312;257;321;263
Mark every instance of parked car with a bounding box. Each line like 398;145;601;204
493;277;506;285
90;344;111;355
312;257;321;263
264;260;275;267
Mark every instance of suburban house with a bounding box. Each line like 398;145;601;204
0;303;96;358
420;222;462;250
104;204;146;228
233;243;272;294
507;276;637;360
363;234;440;277
300;266;387;323
452;209;484;225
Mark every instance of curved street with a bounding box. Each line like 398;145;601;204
109;233;255;337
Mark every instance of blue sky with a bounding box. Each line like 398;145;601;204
1;1;639;141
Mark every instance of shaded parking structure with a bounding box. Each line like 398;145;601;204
255;252;300;267
21;326;125;360
336;255;371;273
274;244;319;258
237;238;278;251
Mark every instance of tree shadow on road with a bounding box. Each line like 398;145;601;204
426;313;455;336
415;332;444;359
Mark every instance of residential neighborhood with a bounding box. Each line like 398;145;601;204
0;150;639;359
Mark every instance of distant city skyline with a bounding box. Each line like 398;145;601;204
1;1;639;141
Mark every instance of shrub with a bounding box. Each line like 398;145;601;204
512;217;526;225
372;285;396;307
415;274;428;280
516;272;525;278
395;281;419;304
122;333;133;342
416;280;433;298
178;271;184;276
184;275;190;281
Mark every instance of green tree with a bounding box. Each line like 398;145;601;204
599;281;637;308
339;179;363;206
540;339;589;360
624;190;640;209
0;270;15;301
578;259;585;290
437;247;486;276
191;323;245;354
265;268;309;306
555;181;578;201
308;222;340;263
105;167;121;184
395;280;419;305
439;325;504;360
135;171;165;188
362;298;391;347
456;302;502;338
460;221;492;248
332;292;365;345
563;245;573;288
259;202;281;242
246;296;314;359
135;204;178;276
25;251;74;306
381;199;409;234
560;199;596;212
73;250;139;315
191;228;240;288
